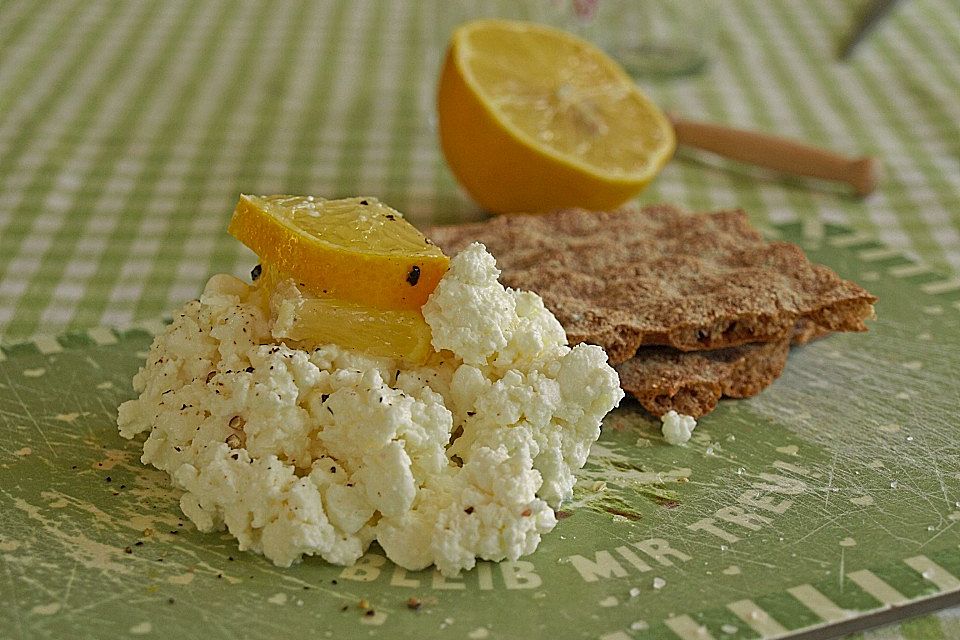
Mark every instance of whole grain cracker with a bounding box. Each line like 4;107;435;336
616;338;791;418
615;320;826;417
427;205;876;364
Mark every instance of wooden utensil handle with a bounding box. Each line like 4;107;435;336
668;114;878;196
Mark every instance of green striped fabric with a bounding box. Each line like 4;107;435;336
0;0;957;341
0;2;958;634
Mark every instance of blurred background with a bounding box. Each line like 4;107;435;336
0;0;957;340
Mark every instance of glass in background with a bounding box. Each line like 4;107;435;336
428;1;718;80
568;0;720;77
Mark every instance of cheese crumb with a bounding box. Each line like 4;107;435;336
660;411;697;446
118;243;623;576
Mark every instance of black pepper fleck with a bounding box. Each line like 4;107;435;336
168;598;175;605
123;546;133;554
464;506;474;514
246;366;254;373
250;264;262;281
406;265;421;286
105;476;112;483
365;610;376;617
360;200;368;205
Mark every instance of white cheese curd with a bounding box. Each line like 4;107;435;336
660;410;698;446
118;243;623;576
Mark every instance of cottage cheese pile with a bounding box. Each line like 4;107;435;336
118;244;623;576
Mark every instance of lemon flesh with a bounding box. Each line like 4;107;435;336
262;265;434;364
438;19;675;214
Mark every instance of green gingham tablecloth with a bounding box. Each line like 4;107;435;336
0;1;958;638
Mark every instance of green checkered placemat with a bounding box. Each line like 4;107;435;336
1;1;959;638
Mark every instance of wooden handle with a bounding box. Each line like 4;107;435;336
668;114;878;197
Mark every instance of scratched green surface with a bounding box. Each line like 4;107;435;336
2;223;959;640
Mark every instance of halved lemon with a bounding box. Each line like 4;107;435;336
437;19;675;214
228;195;449;311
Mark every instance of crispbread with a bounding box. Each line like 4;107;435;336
427;206;876;364
615;338;791;418
615;320;820;417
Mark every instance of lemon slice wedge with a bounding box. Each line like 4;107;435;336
259;264;434;364
229;195;449;310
